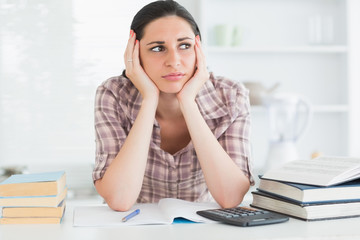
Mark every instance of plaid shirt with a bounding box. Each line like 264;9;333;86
93;73;254;203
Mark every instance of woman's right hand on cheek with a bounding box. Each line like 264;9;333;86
124;30;159;101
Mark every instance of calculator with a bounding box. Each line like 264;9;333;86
196;206;289;227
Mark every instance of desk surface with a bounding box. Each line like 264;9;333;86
1;197;360;240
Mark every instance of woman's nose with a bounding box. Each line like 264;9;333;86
165;49;181;67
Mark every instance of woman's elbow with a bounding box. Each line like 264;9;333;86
105;195;135;212
218;181;250;208
95;180;135;212
217;195;244;209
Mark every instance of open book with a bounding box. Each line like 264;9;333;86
262;156;360;186
73;198;220;227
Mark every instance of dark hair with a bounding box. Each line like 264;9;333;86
131;0;201;40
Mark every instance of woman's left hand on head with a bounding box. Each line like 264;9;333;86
176;35;209;104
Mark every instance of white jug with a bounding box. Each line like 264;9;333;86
264;94;312;171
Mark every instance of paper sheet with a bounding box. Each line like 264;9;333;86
73;198;219;227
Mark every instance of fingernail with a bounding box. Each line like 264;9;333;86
130;30;134;37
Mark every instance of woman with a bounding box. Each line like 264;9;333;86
93;0;254;211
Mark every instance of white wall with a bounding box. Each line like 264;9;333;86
0;0;152;167
348;0;360;157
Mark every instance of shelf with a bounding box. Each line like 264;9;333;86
206;45;348;54
196;0;356;159
250;105;349;114
312;105;350;113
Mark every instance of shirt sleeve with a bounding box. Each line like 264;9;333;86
92;83;128;181
217;85;255;186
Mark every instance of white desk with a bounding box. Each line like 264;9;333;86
1;197;360;240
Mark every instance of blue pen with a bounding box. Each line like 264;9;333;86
122;209;140;222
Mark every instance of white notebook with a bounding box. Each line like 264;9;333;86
73;198;219;227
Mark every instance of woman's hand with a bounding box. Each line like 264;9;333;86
177;35;210;104
124;30;159;101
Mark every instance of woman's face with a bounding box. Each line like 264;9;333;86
139;16;197;94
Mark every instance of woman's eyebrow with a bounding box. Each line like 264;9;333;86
177;37;194;41
146;37;194;46
147;41;165;46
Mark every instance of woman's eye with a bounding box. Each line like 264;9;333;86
151;46;164;52
179;43;191;50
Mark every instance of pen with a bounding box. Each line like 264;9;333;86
122;209;140;222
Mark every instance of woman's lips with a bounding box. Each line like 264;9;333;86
162;72;185;81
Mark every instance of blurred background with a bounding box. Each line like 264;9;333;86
0;0;359;197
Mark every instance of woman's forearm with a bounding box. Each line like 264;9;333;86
179;100;250;208
95;98;158;211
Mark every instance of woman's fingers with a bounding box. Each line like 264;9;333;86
132;39;140;66
124;30;136;70
122;31;159;99
177;36;210;102
195;35;207;71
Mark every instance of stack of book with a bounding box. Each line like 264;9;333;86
0;171;67;224
251;156;360;221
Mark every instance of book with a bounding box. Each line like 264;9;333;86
0;216;63;224
251;191;360;221
262;156;360;186
0;187;67;207
0;204;65;224
257;177;360;204
73;198;220;227
0;171;66;197
1;200;65;218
